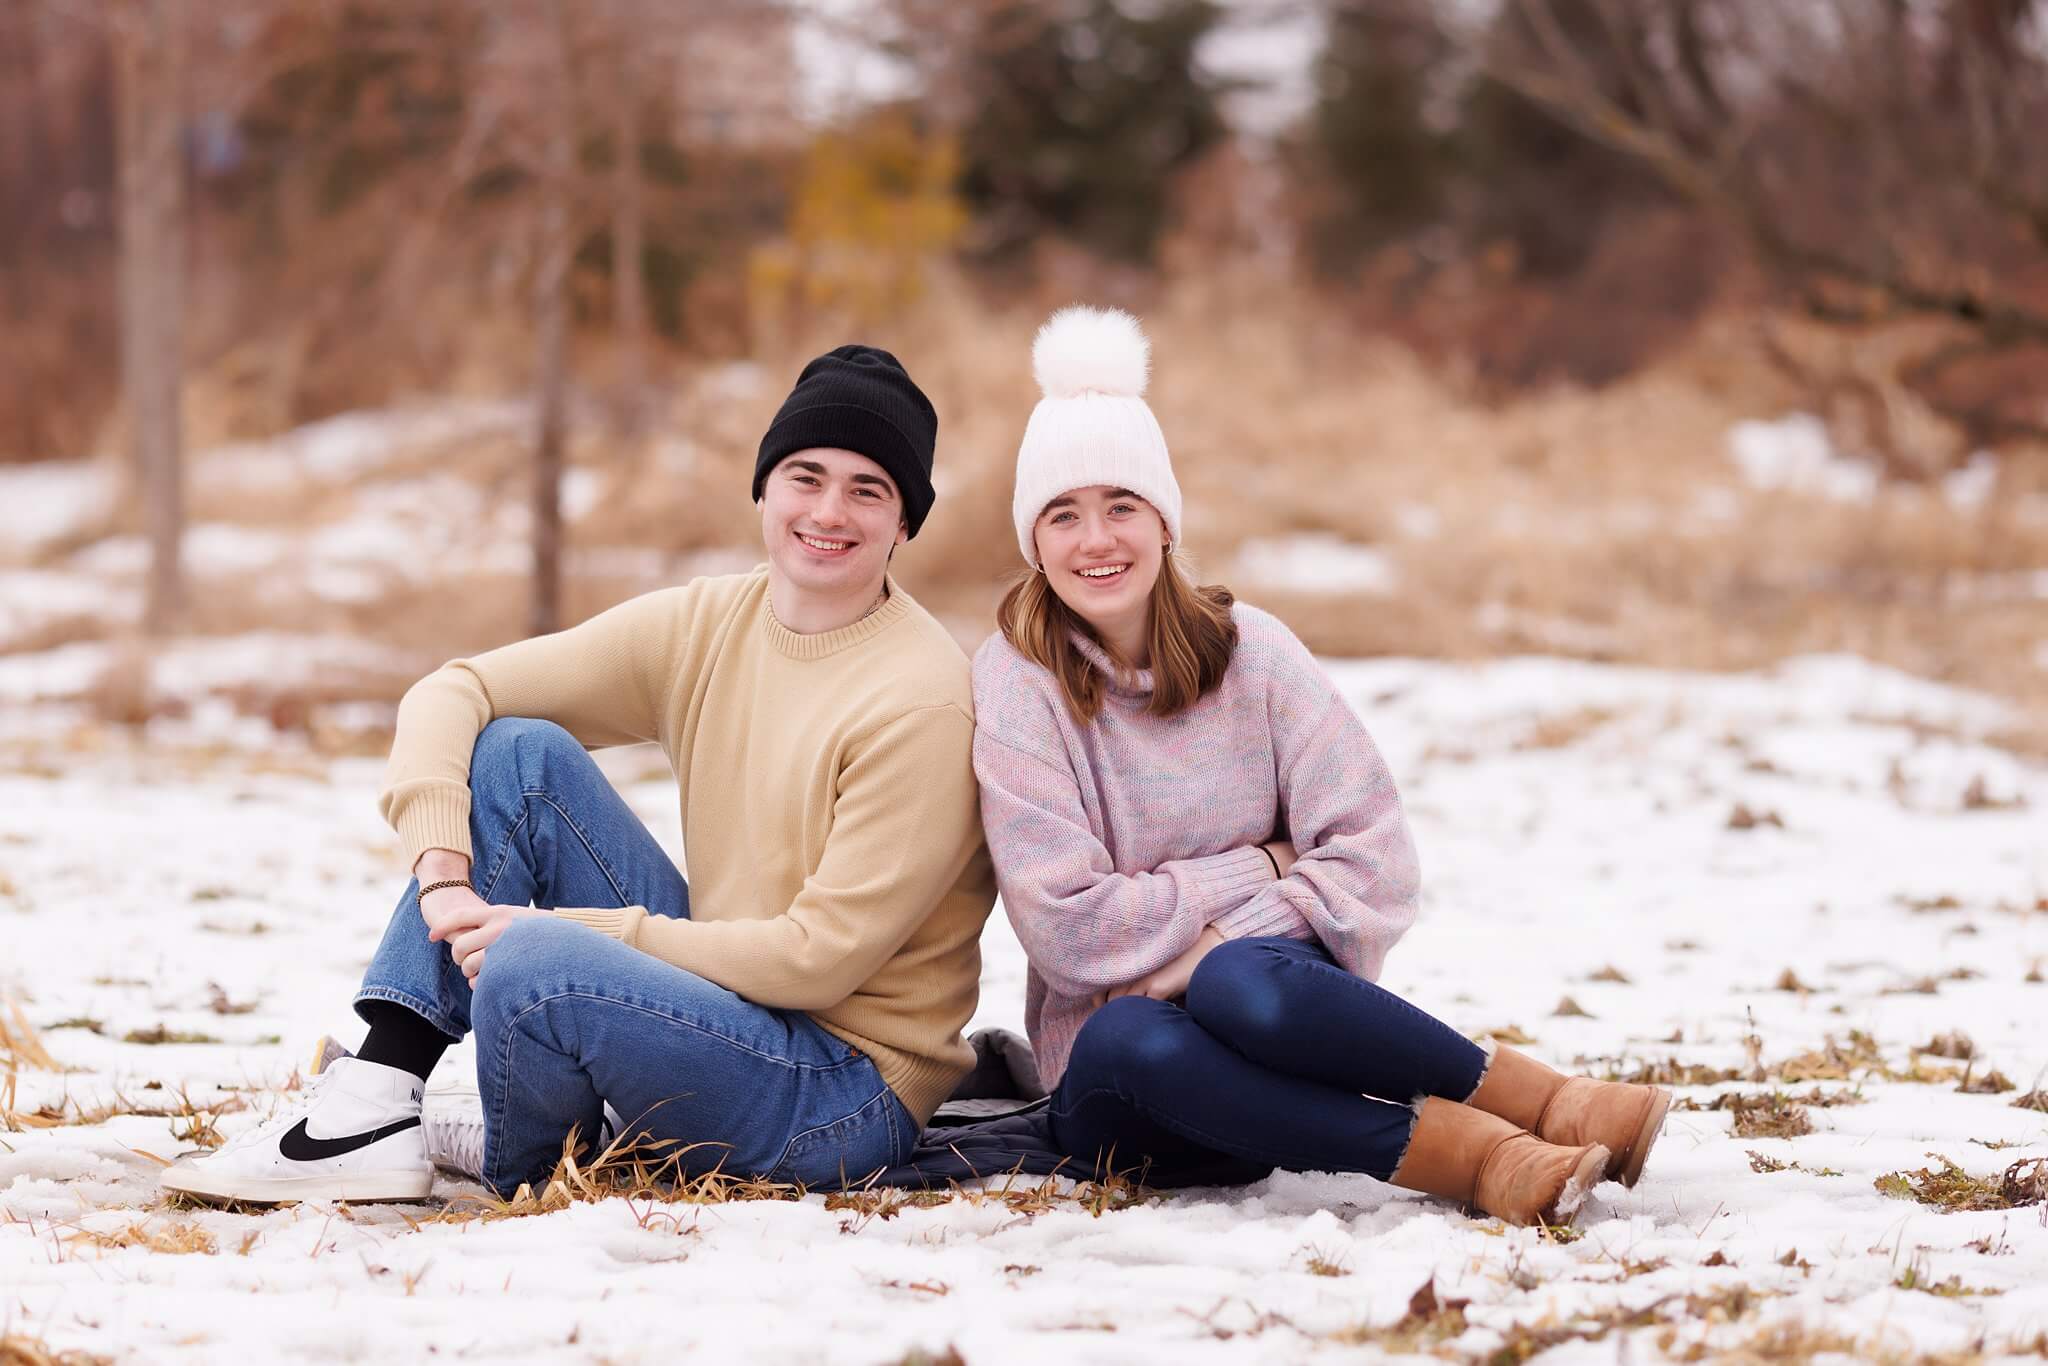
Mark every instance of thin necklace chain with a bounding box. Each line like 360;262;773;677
769;582;889;633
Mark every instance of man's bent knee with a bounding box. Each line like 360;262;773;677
470;916;588;1027
469;717;582;787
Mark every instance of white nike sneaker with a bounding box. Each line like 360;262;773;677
160;1055;433;1205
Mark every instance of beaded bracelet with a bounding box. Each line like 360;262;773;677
419;878;474;898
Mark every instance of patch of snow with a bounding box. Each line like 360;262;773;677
306;563;389;604
0;571;137;639
0;633;417;706
1231;533;1399;596
0;640;109;700
1393;501;1441;540
571;548;671;580
147;633;414;699
314;699;398;734
1474;603;1625;657
345;474;488;528
562;468;604;522
68;535;148;577
306;515;420;573
1688;486;1743;525
198;401;529;493
701;362;768;400
1728;413;1879;503
1942;570;2048;604
1943;453;1998;511
186;523;293;576
0;460;117;558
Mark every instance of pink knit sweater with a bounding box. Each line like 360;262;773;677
970;603;1421;1089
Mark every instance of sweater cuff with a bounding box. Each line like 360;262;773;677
550;905;650;944
1211;890;1314;941
1188;846;1281;918
394;785;475;870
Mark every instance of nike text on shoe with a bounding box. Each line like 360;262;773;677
160;1056;434;1205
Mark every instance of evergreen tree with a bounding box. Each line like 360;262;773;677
1456;0;1668;279
1301;0;1460;274
958;0;1230;266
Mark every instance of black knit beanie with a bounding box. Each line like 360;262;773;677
752;345;938;539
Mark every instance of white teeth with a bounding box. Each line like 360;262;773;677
798;534;852;551
1077;565;1128;578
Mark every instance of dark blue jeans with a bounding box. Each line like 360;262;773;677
1049;937;1488;1188
354;718;915;1197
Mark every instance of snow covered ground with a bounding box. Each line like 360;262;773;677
2;652;2045;1363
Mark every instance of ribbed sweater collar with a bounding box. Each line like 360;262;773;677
761;575;912;660
1069;629;1155;701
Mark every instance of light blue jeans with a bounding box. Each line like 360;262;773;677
354;718;916;1196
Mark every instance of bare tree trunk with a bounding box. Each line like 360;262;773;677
608;6;649;431
114;0;187;636
530;0;574;638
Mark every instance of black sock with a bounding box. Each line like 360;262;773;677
355;1002;453;1083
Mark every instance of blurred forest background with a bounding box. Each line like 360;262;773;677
3;0;2046;744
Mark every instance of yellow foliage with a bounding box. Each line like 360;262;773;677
759;114;967;331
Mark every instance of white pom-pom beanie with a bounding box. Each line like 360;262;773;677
1012;306;1183;567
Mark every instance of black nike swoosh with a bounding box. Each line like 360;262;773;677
277;1115;422;1162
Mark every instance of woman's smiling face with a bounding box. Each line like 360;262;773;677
1033;485;1168;646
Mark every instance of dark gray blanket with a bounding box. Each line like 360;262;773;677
871;1028;1074;1188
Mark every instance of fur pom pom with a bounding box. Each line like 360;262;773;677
1031;306;1150;400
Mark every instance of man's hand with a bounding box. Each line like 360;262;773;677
414;850;541;988
448;906;548;988
1099;926;1225;1007
421;882;495;945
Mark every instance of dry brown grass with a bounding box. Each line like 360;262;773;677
1876;1154;2048;1212
63;1218;217;1256
1598;1056;1744;1087
1334;1281;1780;1361
0;1333;113;1366
419;1125;1152;1229
1773;1030;1884;1083
1326;1277;1470;1352
1721;1093;1816;1141
2;1080;246;1143
0;1000;60;1072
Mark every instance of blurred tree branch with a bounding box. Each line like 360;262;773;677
1447;0;2048;462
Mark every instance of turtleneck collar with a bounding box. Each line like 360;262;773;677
1068;628;1155;701
762;576;911;660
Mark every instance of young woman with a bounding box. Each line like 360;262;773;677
969;307;1671;1226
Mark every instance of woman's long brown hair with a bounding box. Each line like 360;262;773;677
996;553;1239;725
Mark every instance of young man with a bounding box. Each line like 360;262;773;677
162;345;997;1202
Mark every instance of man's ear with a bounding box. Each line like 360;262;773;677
896;518;910;546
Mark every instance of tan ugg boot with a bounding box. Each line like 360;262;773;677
1466;1045;1671;1188
1389;1097;1610;1227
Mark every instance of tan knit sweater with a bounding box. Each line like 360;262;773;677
378;568;996;1124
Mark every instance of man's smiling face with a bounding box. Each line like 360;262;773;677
759;447;907;603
